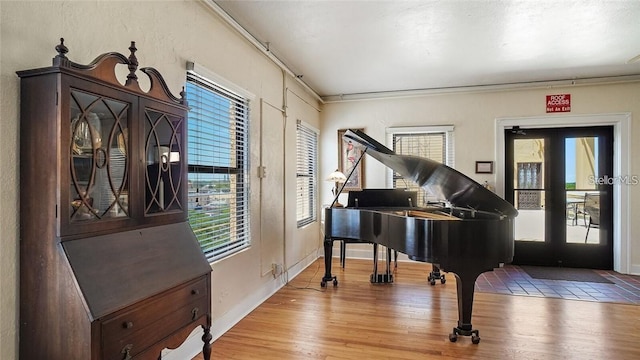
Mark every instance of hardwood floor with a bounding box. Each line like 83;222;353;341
193;258;640;359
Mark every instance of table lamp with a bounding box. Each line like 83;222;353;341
326;169;347;207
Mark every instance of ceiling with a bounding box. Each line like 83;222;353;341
212;0;640;99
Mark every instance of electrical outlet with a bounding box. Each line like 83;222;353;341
271;263;283;277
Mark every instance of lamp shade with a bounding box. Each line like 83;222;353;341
326;170;347;183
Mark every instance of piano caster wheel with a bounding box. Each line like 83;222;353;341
321;277;338;287
428;273;445;286
449;327;480;344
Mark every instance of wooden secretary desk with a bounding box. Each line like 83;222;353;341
17;39;212;360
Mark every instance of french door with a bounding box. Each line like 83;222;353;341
505;126;613;269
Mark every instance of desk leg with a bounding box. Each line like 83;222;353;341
201;314;212;360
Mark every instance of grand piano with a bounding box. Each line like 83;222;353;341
322;129;518;344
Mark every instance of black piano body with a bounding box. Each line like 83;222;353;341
322;129;517;344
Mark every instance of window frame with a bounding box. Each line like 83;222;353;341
296;120;319;228
185;67;252;263
386;126;455;206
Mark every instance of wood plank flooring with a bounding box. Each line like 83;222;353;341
193;258;640;359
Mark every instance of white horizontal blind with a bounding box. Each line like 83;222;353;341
186;71;251;262
296;121;318;227
387;126;455;207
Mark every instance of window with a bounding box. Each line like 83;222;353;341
296;120;318;228
186;69;251;262
387;126;455;206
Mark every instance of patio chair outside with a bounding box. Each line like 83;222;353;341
584;193;600;243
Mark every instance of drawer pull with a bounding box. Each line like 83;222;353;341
121;344;133;360
191;289;200;295
122;321;134;329
191;307;200;321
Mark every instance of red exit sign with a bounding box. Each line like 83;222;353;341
546;94;571;113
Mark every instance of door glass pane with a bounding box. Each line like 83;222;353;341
513;139;545;242
70;90;129;221
565;137;600;244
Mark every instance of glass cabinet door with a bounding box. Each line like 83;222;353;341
69;90;129;222
144;108;184;215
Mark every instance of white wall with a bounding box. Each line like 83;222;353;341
320;83;640;272
0;1;320;359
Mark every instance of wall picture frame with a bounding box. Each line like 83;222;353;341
337;128;364;191
475;161;494;174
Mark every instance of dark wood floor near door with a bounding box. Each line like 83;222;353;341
193;258;640;360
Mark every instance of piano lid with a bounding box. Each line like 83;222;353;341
343;129;518;218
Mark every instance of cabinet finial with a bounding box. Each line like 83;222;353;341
127;41;138;83
53;38;70;67
180;86;188;106
55;38;68;58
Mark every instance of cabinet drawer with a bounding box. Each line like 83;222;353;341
101;277;208;353
102;295;209;360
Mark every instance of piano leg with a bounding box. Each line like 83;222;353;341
321;237;338;287
372;243;378;280
386;247;394;281
449;269;483;344
340;240;346;268
394;250;398;271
